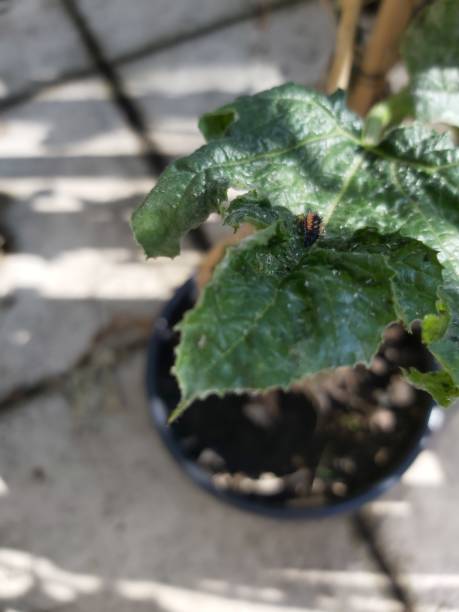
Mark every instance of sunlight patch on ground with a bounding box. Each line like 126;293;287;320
0;547;366;612
402;450;446;487
272;567;459;594
403;574;459;590
0;121;142;157
126;62;284;98
270;568;387;589
116;578;321;612
151;126;204;156
0;250;200;300
31;192;84;213
0;120;50;156
0;476;9;497
0;549;101;601
348;595;403;612
368;500;412;517
2;548;459;609
198;578;283;602
0;178;153;199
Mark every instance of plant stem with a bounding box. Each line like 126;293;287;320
326;0;364;94
348;0;417;116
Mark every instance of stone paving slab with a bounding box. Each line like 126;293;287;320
120;1;334;157
0;0;89;101
0;352;403;612
3;3;458;610
0;1;334;399
0;77;200;399
76;0;251;60
0;78;142;160
365;406;459;612
0;0;317;104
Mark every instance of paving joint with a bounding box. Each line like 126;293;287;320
96;0;310;71
353;510;417;612
0;315;153;414
59;0;210;252
60;0;169;174
0;0;310;113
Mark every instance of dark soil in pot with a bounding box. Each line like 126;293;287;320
149;280;434;515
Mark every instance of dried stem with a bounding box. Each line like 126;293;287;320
348;0;417;116
326;0;364;94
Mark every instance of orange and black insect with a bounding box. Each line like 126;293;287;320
300;211;323;247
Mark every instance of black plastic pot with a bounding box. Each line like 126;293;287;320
146;279;439;519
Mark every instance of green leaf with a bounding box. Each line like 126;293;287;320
131;86;361;258
171;219;446;419
405;369;459;407
401;0;459;127
423;286;459;392
132;85;459;266
363;88;414;146
132;165;229;258
131;84;459;412
199;107;238;141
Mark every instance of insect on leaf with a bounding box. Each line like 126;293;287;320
132;84;459;416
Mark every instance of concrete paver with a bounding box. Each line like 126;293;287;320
0;0;318;103
365;407;459;612
77;0;251;59
2;1;459;610
0;353;403;612
0;77;199;399
120;1;334;157
0;0;89;100
0;0;334;396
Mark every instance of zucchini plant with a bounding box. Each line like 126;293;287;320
132;0;459;421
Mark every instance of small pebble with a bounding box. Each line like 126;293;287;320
311;477;326;494
384;347;401;363
243;401;275;428
197;448;225;471
371;356;388;375
388;379;414;406
375;447;390;465
256;473;284;495
336;457;355;474
286;468;310;496
370;409;396;432
331;481;347;497
384;324;404;341
213;473;231;489
237;472;284;495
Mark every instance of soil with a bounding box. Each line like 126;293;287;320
153;283;434;509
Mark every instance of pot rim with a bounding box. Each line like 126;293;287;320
146;278;438;520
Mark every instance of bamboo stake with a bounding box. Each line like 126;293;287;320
326;0;363;94
348;0;417;116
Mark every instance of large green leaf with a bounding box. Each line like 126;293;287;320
131;84;459;413
133;85;459;266
171;214;445;419
401;0;459;127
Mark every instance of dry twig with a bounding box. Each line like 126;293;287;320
326;0;364;94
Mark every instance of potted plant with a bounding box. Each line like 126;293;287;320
131;0;459;517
